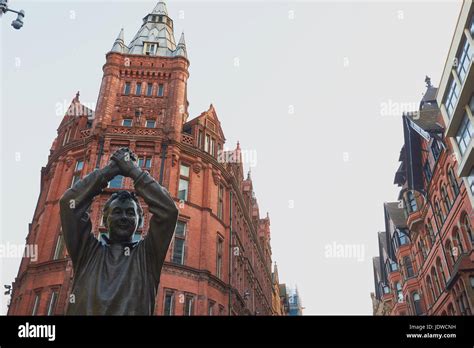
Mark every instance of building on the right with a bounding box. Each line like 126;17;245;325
436;0;474;206
288;286;303;316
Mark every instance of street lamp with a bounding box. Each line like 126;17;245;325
0;0;25;30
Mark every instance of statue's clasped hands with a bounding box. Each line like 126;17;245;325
109;147;139;177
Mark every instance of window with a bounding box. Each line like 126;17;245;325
435;201;445;225
124;82;131;95
71;160;84;187
462;213;473;244
382;284;390;294
108;175;124;189
412;292;423;315
455;113;473;155
144;42;157;55
157;84;164;97
470;276;474;289
407;191;417;213
427;276;435;303
32;293;40;315
436;258;446;286
444;79;459;118
210;138;216;157
205;134;210;153
47;291;58;316
395;282;403;302
216;236;223;279
404;256;414;278
138;157;152;170
423;161;433;183
426;220;436;246
388;259;398;272
217;185;224;219
178;164;190;201
398;229;409;246
446;239;456;266
448;168;460;197
163;291;174;315
132;233;142;242
469;168;474;195
431;140;442;162
441;185;452;212
146;83;153;96
122;119;132;127
419;238;428;261
184;295;194;316
146;119;156;128
432;267;441;297
453;230;464;255
456;39;473;83
208;301;215;316
53;234;65;260
172;221;186;265
136;82;142;96
198;130;203;149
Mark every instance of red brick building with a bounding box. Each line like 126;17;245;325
372;79;474;315
7;1;276;316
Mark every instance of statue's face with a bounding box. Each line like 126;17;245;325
106;198;139;243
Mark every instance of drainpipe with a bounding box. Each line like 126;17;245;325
228;190;233;316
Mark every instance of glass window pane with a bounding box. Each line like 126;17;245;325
172;238;185;264
180;164;190;177
175;221;186;237
178;179;188;201
108;175;124;189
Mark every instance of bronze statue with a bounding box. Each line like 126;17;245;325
59;147;179;315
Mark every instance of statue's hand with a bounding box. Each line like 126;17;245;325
111;147;139;177
103;159;121;181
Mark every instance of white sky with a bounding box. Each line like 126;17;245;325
0;0;463;315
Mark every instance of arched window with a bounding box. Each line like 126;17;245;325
448;168;460;197
441;184;452;212
404;256;414;278
427;276;436;304
445;239;455;268
436;257;447;286
426;220;436;245
461;214;473;245
412;292;423;315
418;239;428;261
435;201;445;225
452;228;465;257
431;267;441;298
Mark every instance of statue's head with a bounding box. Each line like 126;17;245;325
102;191;143;243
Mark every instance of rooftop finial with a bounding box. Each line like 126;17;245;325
74;91;80;102
425;75;432;88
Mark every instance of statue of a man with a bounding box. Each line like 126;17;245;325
59;147;179;315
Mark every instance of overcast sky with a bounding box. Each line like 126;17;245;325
0;0;463;315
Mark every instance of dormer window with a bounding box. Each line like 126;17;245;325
144;42;157;56
159;16;163;22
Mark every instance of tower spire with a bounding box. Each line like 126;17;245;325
111;28;127;53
